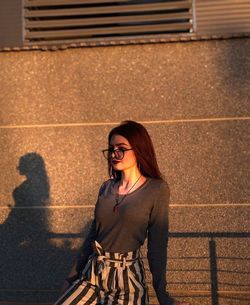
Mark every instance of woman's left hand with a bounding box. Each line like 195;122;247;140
61;280;70;293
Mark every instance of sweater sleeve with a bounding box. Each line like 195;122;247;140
147;180;174;305
75;218;97;274
67;181;108;283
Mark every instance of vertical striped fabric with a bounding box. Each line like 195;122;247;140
54;241;149;305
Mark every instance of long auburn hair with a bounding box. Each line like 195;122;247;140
107;120;163;180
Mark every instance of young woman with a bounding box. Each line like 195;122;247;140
54;120;190;305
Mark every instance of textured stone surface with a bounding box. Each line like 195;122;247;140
0;207;249;303
0;39;249;126
0;126;109;209
0;209;93;304
0;121;249;212
0;38;249;305
169;206;250;232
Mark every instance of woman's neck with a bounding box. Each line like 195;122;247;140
118;168;146;193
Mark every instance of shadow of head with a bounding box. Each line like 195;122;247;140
17;152;47;178
14;152;50;206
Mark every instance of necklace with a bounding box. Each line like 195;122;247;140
113;175;142;213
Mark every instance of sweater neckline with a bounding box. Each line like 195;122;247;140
111;177;151;197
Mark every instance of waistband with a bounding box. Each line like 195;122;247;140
91;240;140;269
79;241;142;288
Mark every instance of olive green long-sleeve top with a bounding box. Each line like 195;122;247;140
74;177;173;305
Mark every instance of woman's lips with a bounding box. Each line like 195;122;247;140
112;160;121;164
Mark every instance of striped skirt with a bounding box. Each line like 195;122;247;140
54;241;149;305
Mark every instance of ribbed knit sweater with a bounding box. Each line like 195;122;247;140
74;177;173;305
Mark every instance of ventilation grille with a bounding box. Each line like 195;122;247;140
24;0;193;44
196;0;250;34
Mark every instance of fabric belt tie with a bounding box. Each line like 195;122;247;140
80;240;140;289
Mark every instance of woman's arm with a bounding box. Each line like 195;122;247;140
147;180;174;305
147;181;191;305
65;218;97;285
64;180;108;286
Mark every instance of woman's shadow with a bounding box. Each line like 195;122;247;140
0;152;78;298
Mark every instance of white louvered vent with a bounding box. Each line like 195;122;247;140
24;0;193;45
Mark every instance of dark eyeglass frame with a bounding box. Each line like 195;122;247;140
102;147;133;160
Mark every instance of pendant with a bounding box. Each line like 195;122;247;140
113;203;119;213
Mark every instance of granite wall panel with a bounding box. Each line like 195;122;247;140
0;205;249;303
0;39;249;126
0;121;249;212
0;38;249;305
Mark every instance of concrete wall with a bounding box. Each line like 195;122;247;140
0;38;249;305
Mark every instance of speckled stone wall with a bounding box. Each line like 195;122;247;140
0;38;249;305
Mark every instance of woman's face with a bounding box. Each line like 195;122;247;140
109;134;137;172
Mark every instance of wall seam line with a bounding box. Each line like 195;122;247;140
1;203;250;209
0;116;250;129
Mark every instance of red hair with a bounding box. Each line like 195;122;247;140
107;120;163;180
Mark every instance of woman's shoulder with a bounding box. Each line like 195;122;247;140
147;177;170;198
148;177;169;189
98;178;113;196
147;178;170;207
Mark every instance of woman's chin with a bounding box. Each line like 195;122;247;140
112;165;120;170
112;163;122;170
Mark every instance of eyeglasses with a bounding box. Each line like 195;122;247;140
102;147;133;160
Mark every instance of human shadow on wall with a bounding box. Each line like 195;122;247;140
0;152;87;300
